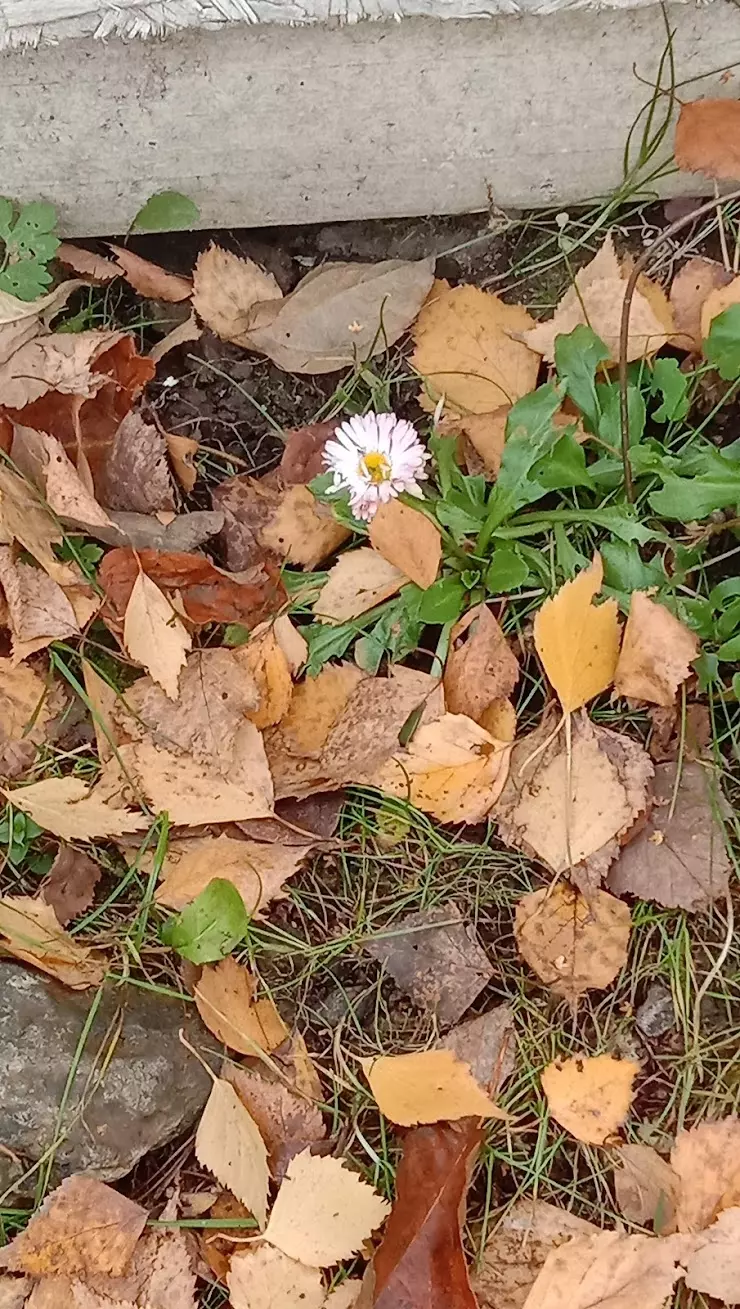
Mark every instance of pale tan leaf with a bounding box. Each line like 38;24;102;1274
360;1049;507;1126
108;244;192;303
0;547;80;662
166;433;199;493
515;884;630;1002
35;1224;198;1309
234;624;294;729
444;604;519;722
194;956;288;1055
56;243;119;282
0;465;78;586
313;547;406;624
192;245;282;345
149;312;202;364
670;1117;740;1233
701;271;740;340
123;571;192;699
253;483;350;571
82;661;119;764
3;776;146;841
228;1245;325;1309
323;1281;362;1308
269;662;366;760
675;99;740;182
613;1143;679;1233
273;613;308;677
10;426;115;532
522;1231;692;1309
541;1053;638;1145
0;329;122;409
155;833;310;915
0;1276;29;1309
411;282;540;414
472;1200;600;1309
110;733;274;825
669;257;732;352
225;1064;326;1177
0;895;106;988
0;1176;147;1277
195;1078;270;1230
684;1205;740;1302
614;593;698;707
0;659;52;744
534;555;619;713
439;408;508;479
264;1149;391;1267
368;500;441;590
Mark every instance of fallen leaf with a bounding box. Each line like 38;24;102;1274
228;1245;325;1309
364;903;493;1028
194;956;289;1055
263;1149;391;1266
225;1063;326;1177
3;776;145;841
0;1279;28;1309
155;833;310;915
238;791;344;847
479;696;517;741
701;272;740;339
0;658;53;748
0;1176;146;1276
411;282;540;414
56;243;118;282
103;508;223;553
368;500;441;590
440;1005;516;1096
235;622;295;730
149;312;202;364
496;714;652;887
0;464;78;586
364;1120;482;1309
123;570;192;699
10;425;116;533
278;1032;324;1102
0;328;123;409
361;1048;506;1125
214;475;350;573
522;1231;692;1309
521;234;673;363
515;884;630;1002
108;735;274;826
101;412;176;514
108;244;193;302
33;1222;198;1309
613;593;698;707
192;244;282;345
100;547;286;629
439;408;508;479
280;420;339;485
684;1205;740;1302
0;894;106;988
195;1077;270;1229
541;1053;638;1145
670;1117;740;1233
613;1143;679;1233
669;257;732;351
444;604;519;722
534;555;620;713
166;432;199;493
245;258;435;374
675;98;740;181
41;844;101;925
313;547;406;624
0;547;81;661
324;1281;362;1308
472;1200;600;1309
607;761;730;912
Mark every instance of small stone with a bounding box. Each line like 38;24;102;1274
635;983;676;1039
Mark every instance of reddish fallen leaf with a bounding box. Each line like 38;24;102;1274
363;1121;481;1308
279;420;338;485
675;99;740;181
108;244;193;303
41;845;101;926
99;547;286;628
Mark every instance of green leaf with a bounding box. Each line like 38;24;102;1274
554;524;589;580
650;469;740;521
717;633;740;661
303;621;356;676
0;260;53;301
651;357;689;423
580;507;658;546
354;633;385;674
704;304;740;380
0;198;13;240
710;577;740;610
479;384;563;539
675;597;715;640
733;671;740;701
601;541;665;594
418;576;467;624
717;597;740;641
554;324;609;431
308;472;366;534
429;433;464;498
597;383;646;449
7;202;59;261
485;547;530;593
131;190;200;232
531;431;592;491
695;652;720;691
436;500;485;538
224;623;251;648
160;878;249;963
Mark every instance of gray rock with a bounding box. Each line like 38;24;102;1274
636;983;676;1039
0;963;211;1198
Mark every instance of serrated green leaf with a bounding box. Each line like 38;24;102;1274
0;260;53;301
160;878;249;964
418;576;467;624
8;201;59;263
131;190;200;232
704;304;740;380
601;540;665;595
554;324;609;431
651;357;689;423
354;633;384;674
485;547;529;594
303;621;356;676
479;384;563;540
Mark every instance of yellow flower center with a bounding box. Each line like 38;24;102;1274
361;450;392;484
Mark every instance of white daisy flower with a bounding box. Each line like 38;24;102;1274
322;412;430;522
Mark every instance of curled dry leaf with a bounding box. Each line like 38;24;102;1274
235;622;295;730
472;1200;600;1309
444;604;519;722
514;883;631;1003
3;776;146;841
228;1245;325;1309
368;499;441;590
613;592;698;707
101;411;176;514
0;1176;147;1277
613;1143;679;1233
0;895;106;988
149;311;202;364
263;1149;391;1267
684;1206;740;1302
194;956;288;1056
100;546;286;629
360;1048;506;1125
195;1077;270;1230
225;1063;326;1178
670;1117;740;1234
192;244;282;345
155;833;311;916
313;547;406;624
108;244;193;303
674;98;740;181
123;570;192;700
42;844;101;926
56;243;119;282
214;474;350;573
669;257;733;352
534;555;620;713
541;1053;639;1146
523;1231;693;1309
166;432;199;494
439;408;508;480
411;281;540;414
607;761;730;912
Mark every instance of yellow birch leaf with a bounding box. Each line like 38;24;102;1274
263;1150;391;1267
312;547;405;624
228;1245;325;1309
524;1230;694;1309
515;884;631;1002
123;571;191;700
195;1078;270;1230
670;1118;740;1233
3;776;146;841
194;956;289;1055
0;1175;147;1277
154;833;310;915
541;1053;638;1145
368;499;441;590
534;555;619;712
360;1048;508;1126
234;624;294;729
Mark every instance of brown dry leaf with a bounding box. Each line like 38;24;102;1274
614;592;698;707
0;328;123;410
368;500;441;590
0;895;106;988
675;98;740;181
522;1231;692;1309
534;555;620;713
366;711;512;823
196;1190;251;1283
263;1149;391;1266
149;312;203;365
613;1143;679;1233
670;257;733;352
214;474;350;573
472;1200;600;1309
10;425;116;533
364;902;493;1029
3;776;145;841
225;1063;326;1178
228;1245;325;1309
195;1077;270;1229
313;547;406;624
245;258;435;374
279;1033;324;1102
279;420;338;486
41;844;101;925
155;833;310;916
192;245;282;345
607;760;730;912
361;1049;507;1126
34;1223;198;1309
101;412;177;514
701;272;740;340
684;1206;740;1302
0;464;79;587
496;714;652;887
515;884;630;1003
521;234;673;363
541;1053;638;1145
100;546;286;630
123;570;192;699
0;658;53;745
411;282;540;414
0;1176;146;1277
108;244;192;303
439;408;508;479
0;547;81;662
56;243;119;282
108;733;274;826
440;1005;516;1096
235;622;294;730
166;432;199;493
670;1117;740;1233
194;956;288;1055
270;662;366;763
444;604;519;722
